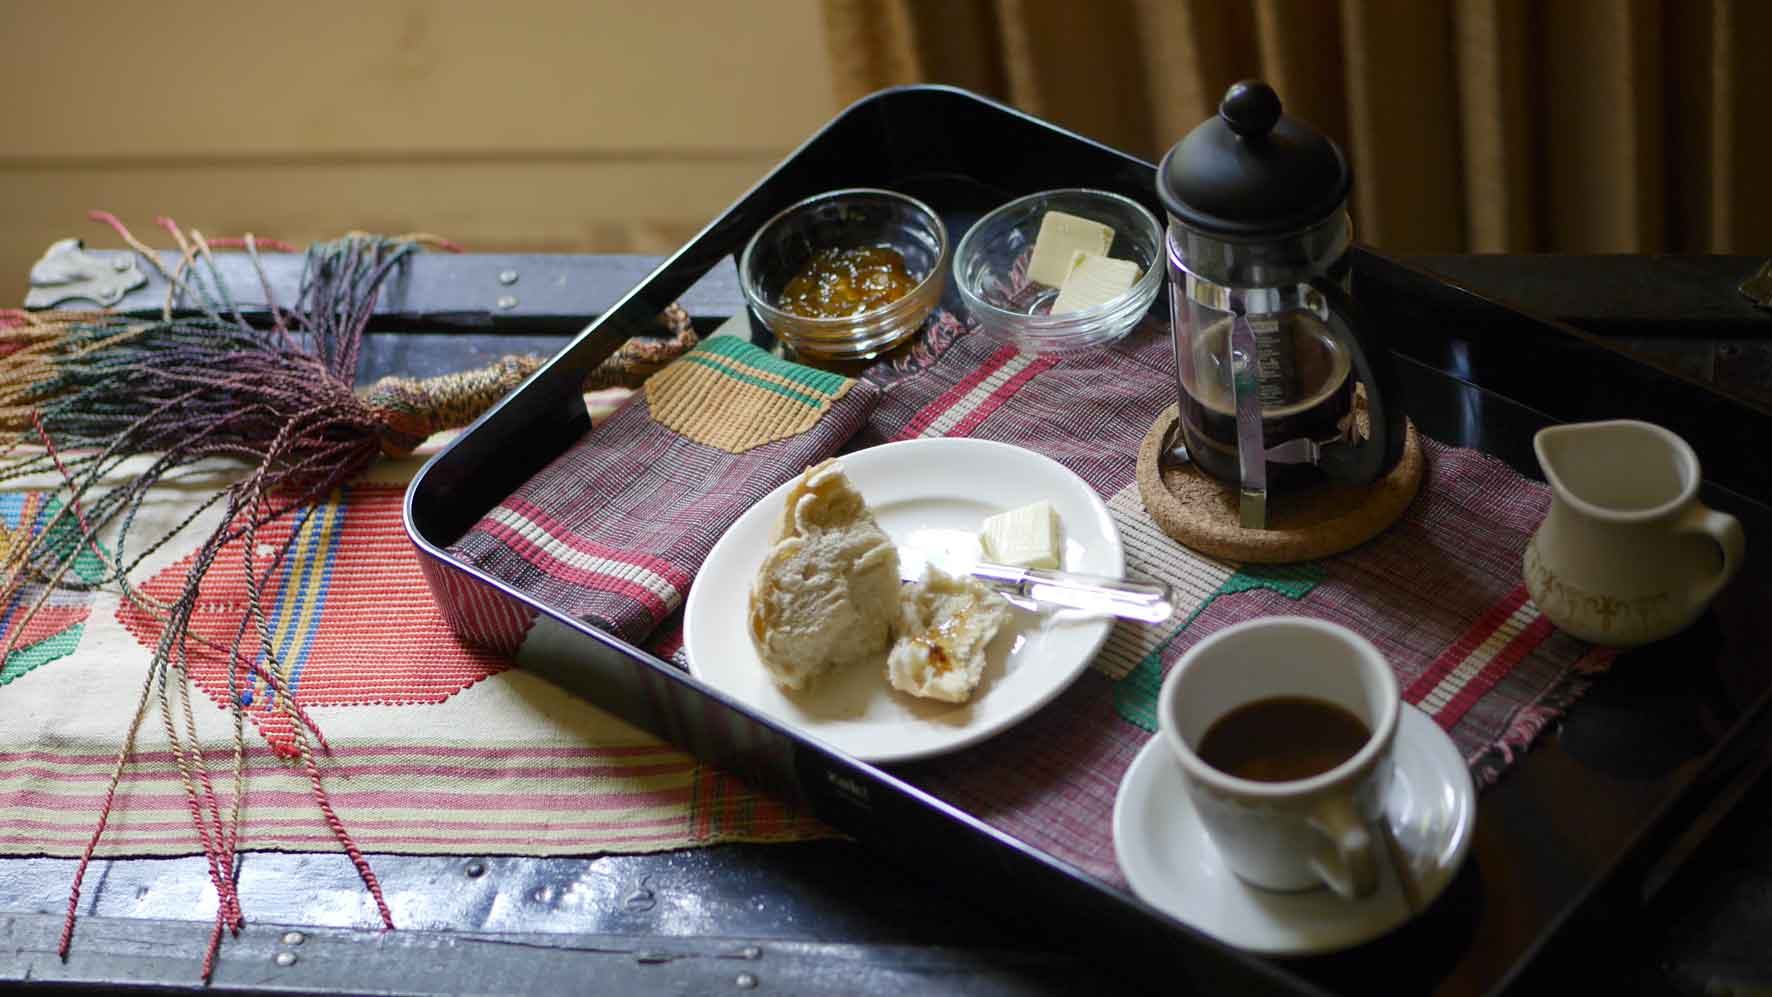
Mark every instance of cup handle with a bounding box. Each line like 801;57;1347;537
1678;503;1745;610
1307;796;1379;900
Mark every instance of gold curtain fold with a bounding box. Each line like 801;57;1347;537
822;0;1770;253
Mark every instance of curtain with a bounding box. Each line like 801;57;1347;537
822;0;1771;254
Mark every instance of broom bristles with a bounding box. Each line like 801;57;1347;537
22;218;410;974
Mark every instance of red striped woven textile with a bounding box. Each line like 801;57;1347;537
440;319;1603;880
449;338;880;643
865;323;1608;884
0;740;827;856
114;485;511;757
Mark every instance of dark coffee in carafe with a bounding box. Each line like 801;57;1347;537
1172;311;1354;489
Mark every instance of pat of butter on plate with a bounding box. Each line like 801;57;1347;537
1026;211;1115;287
980;499;1061;569
1052;254;1141;314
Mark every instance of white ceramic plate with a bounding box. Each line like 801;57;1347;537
684;437;1121;764
1113;704;1477;956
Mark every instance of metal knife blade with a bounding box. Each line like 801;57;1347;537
898;547;1174;624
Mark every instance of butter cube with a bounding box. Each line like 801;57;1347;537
980;500;1061;570
1051;255;1141;314
1026;211;1115;287
1060;248;1093;284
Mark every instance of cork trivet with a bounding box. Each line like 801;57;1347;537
1135;404;1423;564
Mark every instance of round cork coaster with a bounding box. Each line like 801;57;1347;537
1135;404;1424;564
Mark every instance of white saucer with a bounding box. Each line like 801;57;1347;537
1113;703;1476;956
685;437;1121;764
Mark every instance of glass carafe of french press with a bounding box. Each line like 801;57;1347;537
1157;80;1404;529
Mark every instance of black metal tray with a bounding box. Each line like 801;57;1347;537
405;86;1772;996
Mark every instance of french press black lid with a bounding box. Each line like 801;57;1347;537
1157;80;1351;240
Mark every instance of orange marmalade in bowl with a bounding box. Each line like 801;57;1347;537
778;246;918;319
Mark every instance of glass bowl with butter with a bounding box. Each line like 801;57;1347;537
740;188;948;360
954;188;1163;353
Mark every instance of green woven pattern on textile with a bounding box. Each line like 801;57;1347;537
679;354;829;408
696;335;850;397
0;625;86;688
1217;561;1323;599
40;495;106;586
1113;562;1326;732
0;493;110;688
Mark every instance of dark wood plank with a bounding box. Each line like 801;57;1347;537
0;843;1040;949
72;250;745;333
1;911;1100;996
70;250;1772;339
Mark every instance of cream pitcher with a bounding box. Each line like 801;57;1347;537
1523;420;1745;647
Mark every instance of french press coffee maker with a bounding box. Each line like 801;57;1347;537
1156;80;1404;529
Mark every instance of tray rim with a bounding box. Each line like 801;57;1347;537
405;84;1327;994
403;84;1772;996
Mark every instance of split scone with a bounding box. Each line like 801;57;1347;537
886;567;1011;703
747;460;900;690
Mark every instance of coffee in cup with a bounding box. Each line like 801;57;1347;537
1158;616;1399;899
1196;695;1372;783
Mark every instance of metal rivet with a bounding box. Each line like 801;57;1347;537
498;270;519;286
464;860;486;878
739;945;760;960
280;931;305;946
274;951;298;967
496;295;519;310
735;972;758;989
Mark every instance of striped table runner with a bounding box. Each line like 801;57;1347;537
2;740;816;855
0;421;831;859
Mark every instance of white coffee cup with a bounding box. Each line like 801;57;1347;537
1158;616;1400;900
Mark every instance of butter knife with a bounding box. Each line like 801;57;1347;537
898;547;1173;624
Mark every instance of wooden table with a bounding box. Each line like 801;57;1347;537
4;252;1771;996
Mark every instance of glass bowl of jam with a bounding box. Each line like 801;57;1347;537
740;188;948;360
953;188;1163;353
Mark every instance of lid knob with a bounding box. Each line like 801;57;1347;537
1219;80;1281;138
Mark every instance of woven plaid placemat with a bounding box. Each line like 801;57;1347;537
449;337;880;643
859;321;1610;885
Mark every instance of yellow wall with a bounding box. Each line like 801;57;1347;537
2;1;838;297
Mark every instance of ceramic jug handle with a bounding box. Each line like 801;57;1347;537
1679;504;1745;609
1307;795;1379;901
1308;277;1407;486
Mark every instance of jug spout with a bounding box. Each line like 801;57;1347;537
1532;420;1697;522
